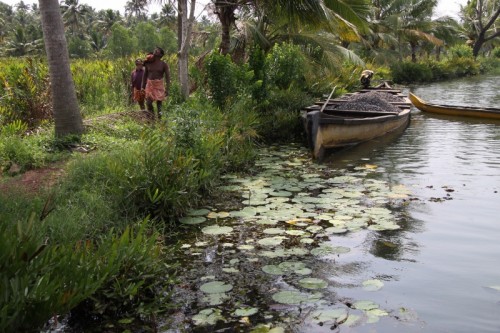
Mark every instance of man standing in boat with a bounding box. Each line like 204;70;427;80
142;47;171;119
360;70;374;88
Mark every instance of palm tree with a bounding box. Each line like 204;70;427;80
369;0;442;62
95;9;122;37
61;0;88;35
125;0;149;20
461;0;500;57
38;0;83;137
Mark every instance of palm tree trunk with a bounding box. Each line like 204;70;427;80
39;0;83;137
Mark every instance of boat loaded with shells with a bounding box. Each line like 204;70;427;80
301;84;411;160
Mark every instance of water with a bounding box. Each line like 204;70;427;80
322;75;500;332
162;75;500;333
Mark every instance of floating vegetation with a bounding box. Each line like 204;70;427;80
200;281;233;294
362;279;384;291
201;225;233;235
271;290;322;305
167;144;415;331
298;278;328;289
192;308;225;326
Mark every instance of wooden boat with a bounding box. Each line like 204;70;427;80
301;87;411;160
409;93;500;119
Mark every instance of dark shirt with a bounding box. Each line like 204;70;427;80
131;69;144;90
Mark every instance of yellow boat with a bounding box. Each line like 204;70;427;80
409;93;500;119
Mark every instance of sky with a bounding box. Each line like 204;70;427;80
2;0;468;19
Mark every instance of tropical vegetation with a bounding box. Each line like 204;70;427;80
0;0;499;331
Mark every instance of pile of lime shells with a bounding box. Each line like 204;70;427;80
176;145;414;331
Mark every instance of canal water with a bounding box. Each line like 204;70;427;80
164;75;500;333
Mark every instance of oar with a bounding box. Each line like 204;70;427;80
319;86;337;113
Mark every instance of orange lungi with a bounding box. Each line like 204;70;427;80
145;79;166;101
133;88;145;102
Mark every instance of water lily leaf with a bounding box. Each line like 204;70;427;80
309;308;348;323
192;308;225;326
233;307;258;317
299;278;328;289
362;279;384;291
263;228;286;235
207;211;230;219
285;230;307;236
257;236;287;246
352;300;379;310
306;225;323;233
271;291;310;305
286;218;313;225
179;216;206;225
485;285;500;292
262;265;284;275
311;245;350;256
300;238;315;244
343;314;362;327
202;225;233;235
269;191;293;197
366;308;389;316
202;293;229;305
200;281;233;294
325;227;348;234
223;267;239;273
237;244;255;250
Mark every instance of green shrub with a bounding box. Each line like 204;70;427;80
205;52;240;109
266;43;306;90
0;58;51;128
0;213;174;333
449;44;473;59
445;57;480;77
390;61;433;83
492;47;500;58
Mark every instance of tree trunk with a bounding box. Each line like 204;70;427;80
39;0;83;137
177;0;195;100
215;0;237;55
472;32;485;58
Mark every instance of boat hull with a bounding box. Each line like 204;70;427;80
301;87;411;160
409;93;500;119
303;109;410;160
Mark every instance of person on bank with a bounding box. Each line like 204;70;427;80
130;58;146;110
141;47;171;118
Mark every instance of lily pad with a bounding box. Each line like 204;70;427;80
298;278;328;289
362;279;384;291
192;308;224;326
309;308;348;324
201;225;233;235
352;300;379;310
200;281;233;294
207;211;231;219
257;236;287;246
271;290;316;305
233;307;259;317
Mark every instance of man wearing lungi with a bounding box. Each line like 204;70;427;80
142;47;171;118
131;59;145;110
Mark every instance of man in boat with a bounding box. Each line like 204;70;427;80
142;47;171;119
360;70;374;88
